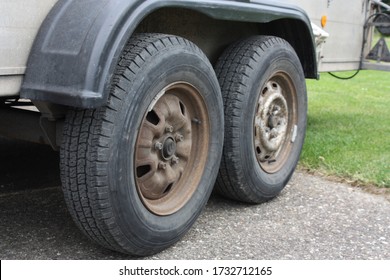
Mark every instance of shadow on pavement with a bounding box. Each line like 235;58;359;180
0;137;130;259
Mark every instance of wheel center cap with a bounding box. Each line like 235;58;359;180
162;137;176;159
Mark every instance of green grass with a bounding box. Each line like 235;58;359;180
300;70;390;187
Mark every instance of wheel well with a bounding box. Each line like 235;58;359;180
22;1;317;109
135;8;316;78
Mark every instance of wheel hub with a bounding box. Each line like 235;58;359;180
253;72;298;174
134;82;210;215
162;137;177;160
255;81;288;163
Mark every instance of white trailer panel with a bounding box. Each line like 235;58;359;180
0;0;57;96
279;0;369;72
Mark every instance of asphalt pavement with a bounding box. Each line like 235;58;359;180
0;137;389;260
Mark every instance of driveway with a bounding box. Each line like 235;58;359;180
0;137;389;259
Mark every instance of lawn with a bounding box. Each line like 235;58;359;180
300;70;390;188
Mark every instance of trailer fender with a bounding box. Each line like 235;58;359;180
21;0;317;108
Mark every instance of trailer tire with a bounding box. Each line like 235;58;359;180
215;36;307;203
60;33;223;256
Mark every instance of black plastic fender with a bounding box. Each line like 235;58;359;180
21;0;317;108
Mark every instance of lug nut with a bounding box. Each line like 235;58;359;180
154;142;163;150
158;162;167;170
171;156;179;165
273;105;281;115
175;133;184;142
165;125;174;133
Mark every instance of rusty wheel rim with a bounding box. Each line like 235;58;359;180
135;82;210;216
253;72;298;174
